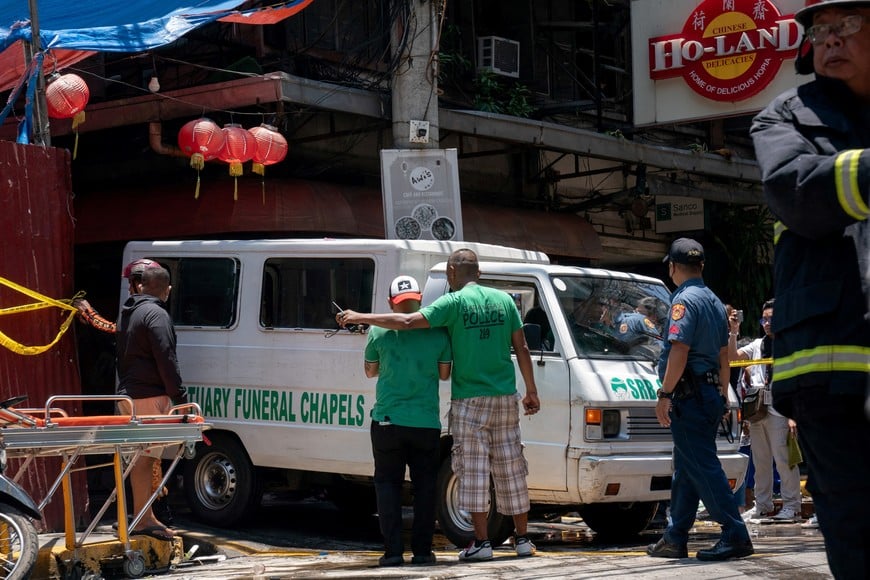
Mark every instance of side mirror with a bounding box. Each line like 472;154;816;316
523;323;542;351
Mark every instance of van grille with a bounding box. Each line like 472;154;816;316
626;407;739;442
626;407;671;441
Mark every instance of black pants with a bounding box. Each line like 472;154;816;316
370;421;440;558
785;387;870;580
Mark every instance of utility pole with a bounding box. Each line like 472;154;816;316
391;0;440;149
26;0;50;146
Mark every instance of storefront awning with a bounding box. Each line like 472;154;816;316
74;178;602;261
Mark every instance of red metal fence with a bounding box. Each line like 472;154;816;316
0;141;87;531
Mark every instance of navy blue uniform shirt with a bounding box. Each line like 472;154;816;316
658;278;727;380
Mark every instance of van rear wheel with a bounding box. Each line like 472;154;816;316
183;432;261;527
435;458;514;549
578;502;659;540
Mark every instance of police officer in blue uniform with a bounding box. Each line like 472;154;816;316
647;238;753;561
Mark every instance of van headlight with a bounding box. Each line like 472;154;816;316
585;408;621;440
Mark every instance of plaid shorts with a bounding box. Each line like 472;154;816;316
450;393;529;515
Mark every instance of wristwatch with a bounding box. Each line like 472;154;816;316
656;388;674;400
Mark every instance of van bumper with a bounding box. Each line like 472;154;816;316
576;452;748;503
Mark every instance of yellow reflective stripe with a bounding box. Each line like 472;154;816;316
835;150;869;221
774;344;870;382
773;221;786;245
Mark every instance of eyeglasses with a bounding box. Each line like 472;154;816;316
805;14;865;45
759;317;772;325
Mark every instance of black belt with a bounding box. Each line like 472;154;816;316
696;370;719;385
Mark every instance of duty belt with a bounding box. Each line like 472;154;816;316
696;370;719;385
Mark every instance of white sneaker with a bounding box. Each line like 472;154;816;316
771;508;799;522
801;515;819;529
514;535;536;557
458;540;493;561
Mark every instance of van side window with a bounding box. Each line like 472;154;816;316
479;279;554;351
260;258;374;329
162;257;239;327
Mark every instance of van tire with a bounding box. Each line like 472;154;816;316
435;458;514;548
578;501;659;539
183;432;261;527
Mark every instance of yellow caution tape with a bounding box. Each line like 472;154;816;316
730;358;773;367
0;276;81;356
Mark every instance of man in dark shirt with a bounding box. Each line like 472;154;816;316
116;264;185;540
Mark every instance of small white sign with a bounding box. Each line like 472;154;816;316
380;149;464;241
655;195;705;233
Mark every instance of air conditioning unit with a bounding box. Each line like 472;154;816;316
477;36;520;78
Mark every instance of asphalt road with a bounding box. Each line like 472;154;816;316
151;492;832;580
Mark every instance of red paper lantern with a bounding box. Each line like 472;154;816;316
45;73;90;159
45;73;89;120
178;118;225;199
249;124;288;176
218;124;256;200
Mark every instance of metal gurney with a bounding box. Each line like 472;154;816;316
0;394;211;578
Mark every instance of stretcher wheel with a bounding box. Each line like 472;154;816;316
123;553;145;578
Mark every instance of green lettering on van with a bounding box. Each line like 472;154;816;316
610;376;661;400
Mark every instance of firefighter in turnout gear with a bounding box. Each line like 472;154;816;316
750;1;870;578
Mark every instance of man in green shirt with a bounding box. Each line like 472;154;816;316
364;275;452;567
338;249;541;562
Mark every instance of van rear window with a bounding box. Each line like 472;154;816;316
260;258;374;329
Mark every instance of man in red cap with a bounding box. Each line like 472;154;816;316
750;1;870;577
362;275;452;566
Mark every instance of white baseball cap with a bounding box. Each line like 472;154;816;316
389;275;422;304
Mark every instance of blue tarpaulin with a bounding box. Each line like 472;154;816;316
0;0;250;52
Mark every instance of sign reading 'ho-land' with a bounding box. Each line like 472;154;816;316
631;0;806;125
648;0;802;102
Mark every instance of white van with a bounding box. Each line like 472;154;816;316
122;238;746;546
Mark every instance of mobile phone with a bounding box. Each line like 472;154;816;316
735;310;744;323
332;301;362;333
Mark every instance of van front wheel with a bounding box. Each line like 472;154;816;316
435;458;514;548
183;432;261;527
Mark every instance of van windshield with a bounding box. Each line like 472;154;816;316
550;274;669;361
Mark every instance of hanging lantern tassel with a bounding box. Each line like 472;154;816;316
229;161;243;200
190;153;205;199
71;110;85;160
252;162;266;204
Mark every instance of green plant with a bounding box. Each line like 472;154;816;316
708;204;774;336
473;70;503;113
472;70;533;118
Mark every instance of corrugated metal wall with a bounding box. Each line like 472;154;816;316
0;141;88;531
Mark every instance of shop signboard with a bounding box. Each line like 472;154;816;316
380;149;464;241
632;0;808;125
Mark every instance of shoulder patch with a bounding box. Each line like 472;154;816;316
619;322;629;333
671;304;686;321
643;318;656;329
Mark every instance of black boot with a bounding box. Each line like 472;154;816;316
696;538;754;561
646;537;688;558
